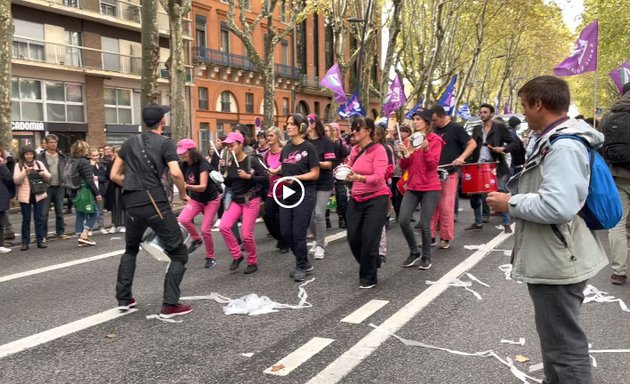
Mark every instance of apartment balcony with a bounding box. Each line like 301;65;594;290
11;36;191;82
14;0;192;39
193;47;255;72
299;75;321;88
158;62;194;82
275;64;301;80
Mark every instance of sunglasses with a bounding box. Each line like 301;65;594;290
351;125;363;133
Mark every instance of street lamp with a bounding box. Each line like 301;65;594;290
348;0;373;97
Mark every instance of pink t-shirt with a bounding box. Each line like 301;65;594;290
347;143;391;200
265;150;282;197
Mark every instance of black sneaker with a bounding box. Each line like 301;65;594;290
280;247;290;253
402;253;421;268
118;298;137;312
377;255;386;269
229;256;244;271
359;282;376;289
244;264;258;274
204;258;216;269
187;239;203;254
290;266;314;278
418;258;432;270
465;223;484;231
431;238;437;247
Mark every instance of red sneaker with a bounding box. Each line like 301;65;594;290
160;303;193;318
118;298;137;312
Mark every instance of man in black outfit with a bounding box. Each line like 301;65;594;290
110;104;192;319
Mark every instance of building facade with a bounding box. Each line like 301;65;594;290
10;0;193;154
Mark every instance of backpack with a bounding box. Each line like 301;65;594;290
508;129;526;167
549;135;622;230
61;158;82;190
601;111;630;164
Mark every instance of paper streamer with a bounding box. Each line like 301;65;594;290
583;285;630;313
426;278;484;300
498;264;513;280
464;244;512;256
528;363;543;373
501;338;525;346
369;324;542;384
145;314;183;323
466;273;491;288
180;278;315;316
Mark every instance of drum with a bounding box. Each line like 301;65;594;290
461;162;498;194
334;164;352;181
210;170;224;187
140;224;190;262
396;170;410;195
410;132;425;148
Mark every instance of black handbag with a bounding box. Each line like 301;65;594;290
24;162;48;195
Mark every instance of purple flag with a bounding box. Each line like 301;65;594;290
503;102;510;114
321;63;348;103
554;20;598;76
437;75;457;114
609;61;630;94
383;74;407;117
337;94;366;118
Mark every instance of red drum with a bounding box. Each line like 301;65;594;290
461;162;498;194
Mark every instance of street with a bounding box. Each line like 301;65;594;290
0;205;629;384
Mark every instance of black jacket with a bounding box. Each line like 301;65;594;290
0;164;13;212
470;122;517;177
74;157;100;197
37;150;68;186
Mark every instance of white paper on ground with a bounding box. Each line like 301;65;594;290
583;285;630;313
145;314;183;323
464;244;512;256
241;353;254;358
180;278;315;316
426;278;483;300
369;324;542;384
466;273;491;287
528;363;544;373
501;338;525;346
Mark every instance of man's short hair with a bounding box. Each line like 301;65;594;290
479;103;495;114
45;134;58;143
518;76;570;114
430;105;446;117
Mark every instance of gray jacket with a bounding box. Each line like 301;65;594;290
507;118;608;285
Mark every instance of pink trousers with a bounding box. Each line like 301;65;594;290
219;197;261;265
177;196;220;259
431;173;457;241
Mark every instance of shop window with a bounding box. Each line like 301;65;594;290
11;77;85;123
105;87;133;124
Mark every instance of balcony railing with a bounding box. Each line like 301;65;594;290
299;75;320;88
193;47;254;71
158;63;194;82
275;63;301;79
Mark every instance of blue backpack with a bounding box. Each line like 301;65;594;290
550;134;622;230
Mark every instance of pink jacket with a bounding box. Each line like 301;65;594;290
346;143;391;201
399;132;445;192
13;161;51;203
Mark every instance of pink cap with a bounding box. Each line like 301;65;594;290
223;131;244;144
176;139;197;155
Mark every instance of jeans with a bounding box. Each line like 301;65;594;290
95;199;105;229
178;196;221;259
309;189;332;248
280;188;315;271
471;174;510;226
219;197;261;265
263;196;286;248
20;196;45;245
75;211;97;234
609;177;630;276
334;180;348;224
42;185;65;236
528;281;592;384
400;190;441;259
116;202;188;306
431;173;458;241
347;195;388;285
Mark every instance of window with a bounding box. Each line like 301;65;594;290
297;21;307;75
220;23;230;54
280;40;289;65
104;87;133;124
198;87;209;110
101;37;120;72
196;15;207;51
220;91;231;112
297;101;309;115
325;19;334;70
11;77;84;122
12;20;44;61
101;0;117;16
314;101;320;117
282;98;289;116
64;0;80;7
199;123;210;155
66;30;83;67
280;1;287;22
313;13;319;76
245;93;254;114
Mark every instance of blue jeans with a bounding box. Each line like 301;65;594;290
20;197;45;245
75;211;97;234
471;175;510;226
42;186;66;236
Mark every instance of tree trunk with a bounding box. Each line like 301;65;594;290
0;2;13;150
141;0;160;106
379;0;402;110
262;64;276;129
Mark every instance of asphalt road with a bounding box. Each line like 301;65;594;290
0;204;629;384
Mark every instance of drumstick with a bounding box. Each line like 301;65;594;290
437;163;453;169
257;157;269;171
209;140;219;157
396;123;402;143
231;150;240;168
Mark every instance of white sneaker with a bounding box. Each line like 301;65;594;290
88;231;93;236
0;246;11;254
313;246;325;260
255;217;264;223
108;226;118;234
100;228;109;235
308;241;317;254
119;227;126;233
213;219;221;228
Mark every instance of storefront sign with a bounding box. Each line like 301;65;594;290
11;121;45;131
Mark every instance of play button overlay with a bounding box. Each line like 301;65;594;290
273;176;305;209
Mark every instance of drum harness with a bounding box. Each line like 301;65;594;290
135;134;165;219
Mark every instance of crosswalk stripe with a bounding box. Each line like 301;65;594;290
340;300;389;324
264;337;334;376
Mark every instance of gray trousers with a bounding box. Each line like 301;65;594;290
309;189;332;248
528;281;592;384
399;190;441;259
609;177;630;276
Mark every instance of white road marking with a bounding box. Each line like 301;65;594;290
0;250;124;283
324;231;347;243
0;308;137;359
306;228;514;384
340;300;389;324
264;337;334;376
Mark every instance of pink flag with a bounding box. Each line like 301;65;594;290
383;74;407;117
609;61;630;95
554;20;598;76
320;63;348;103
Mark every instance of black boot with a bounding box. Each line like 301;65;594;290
339;217;347;229
325;210;332;229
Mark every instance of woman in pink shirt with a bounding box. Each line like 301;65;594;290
262;126;289;253
344;117;391;289
399;108;445;270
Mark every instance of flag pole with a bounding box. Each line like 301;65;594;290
593;73;598;129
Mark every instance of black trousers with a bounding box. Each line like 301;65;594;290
279;188;315;271
334;179;348;223
346;195;388;285
116;202;188;306
263;196;286;248
528;281;592;384
390;177;402;219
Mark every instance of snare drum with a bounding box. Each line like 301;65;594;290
210;170;224;187
334;164;352;181
140;224;190;262
461;162;498;194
